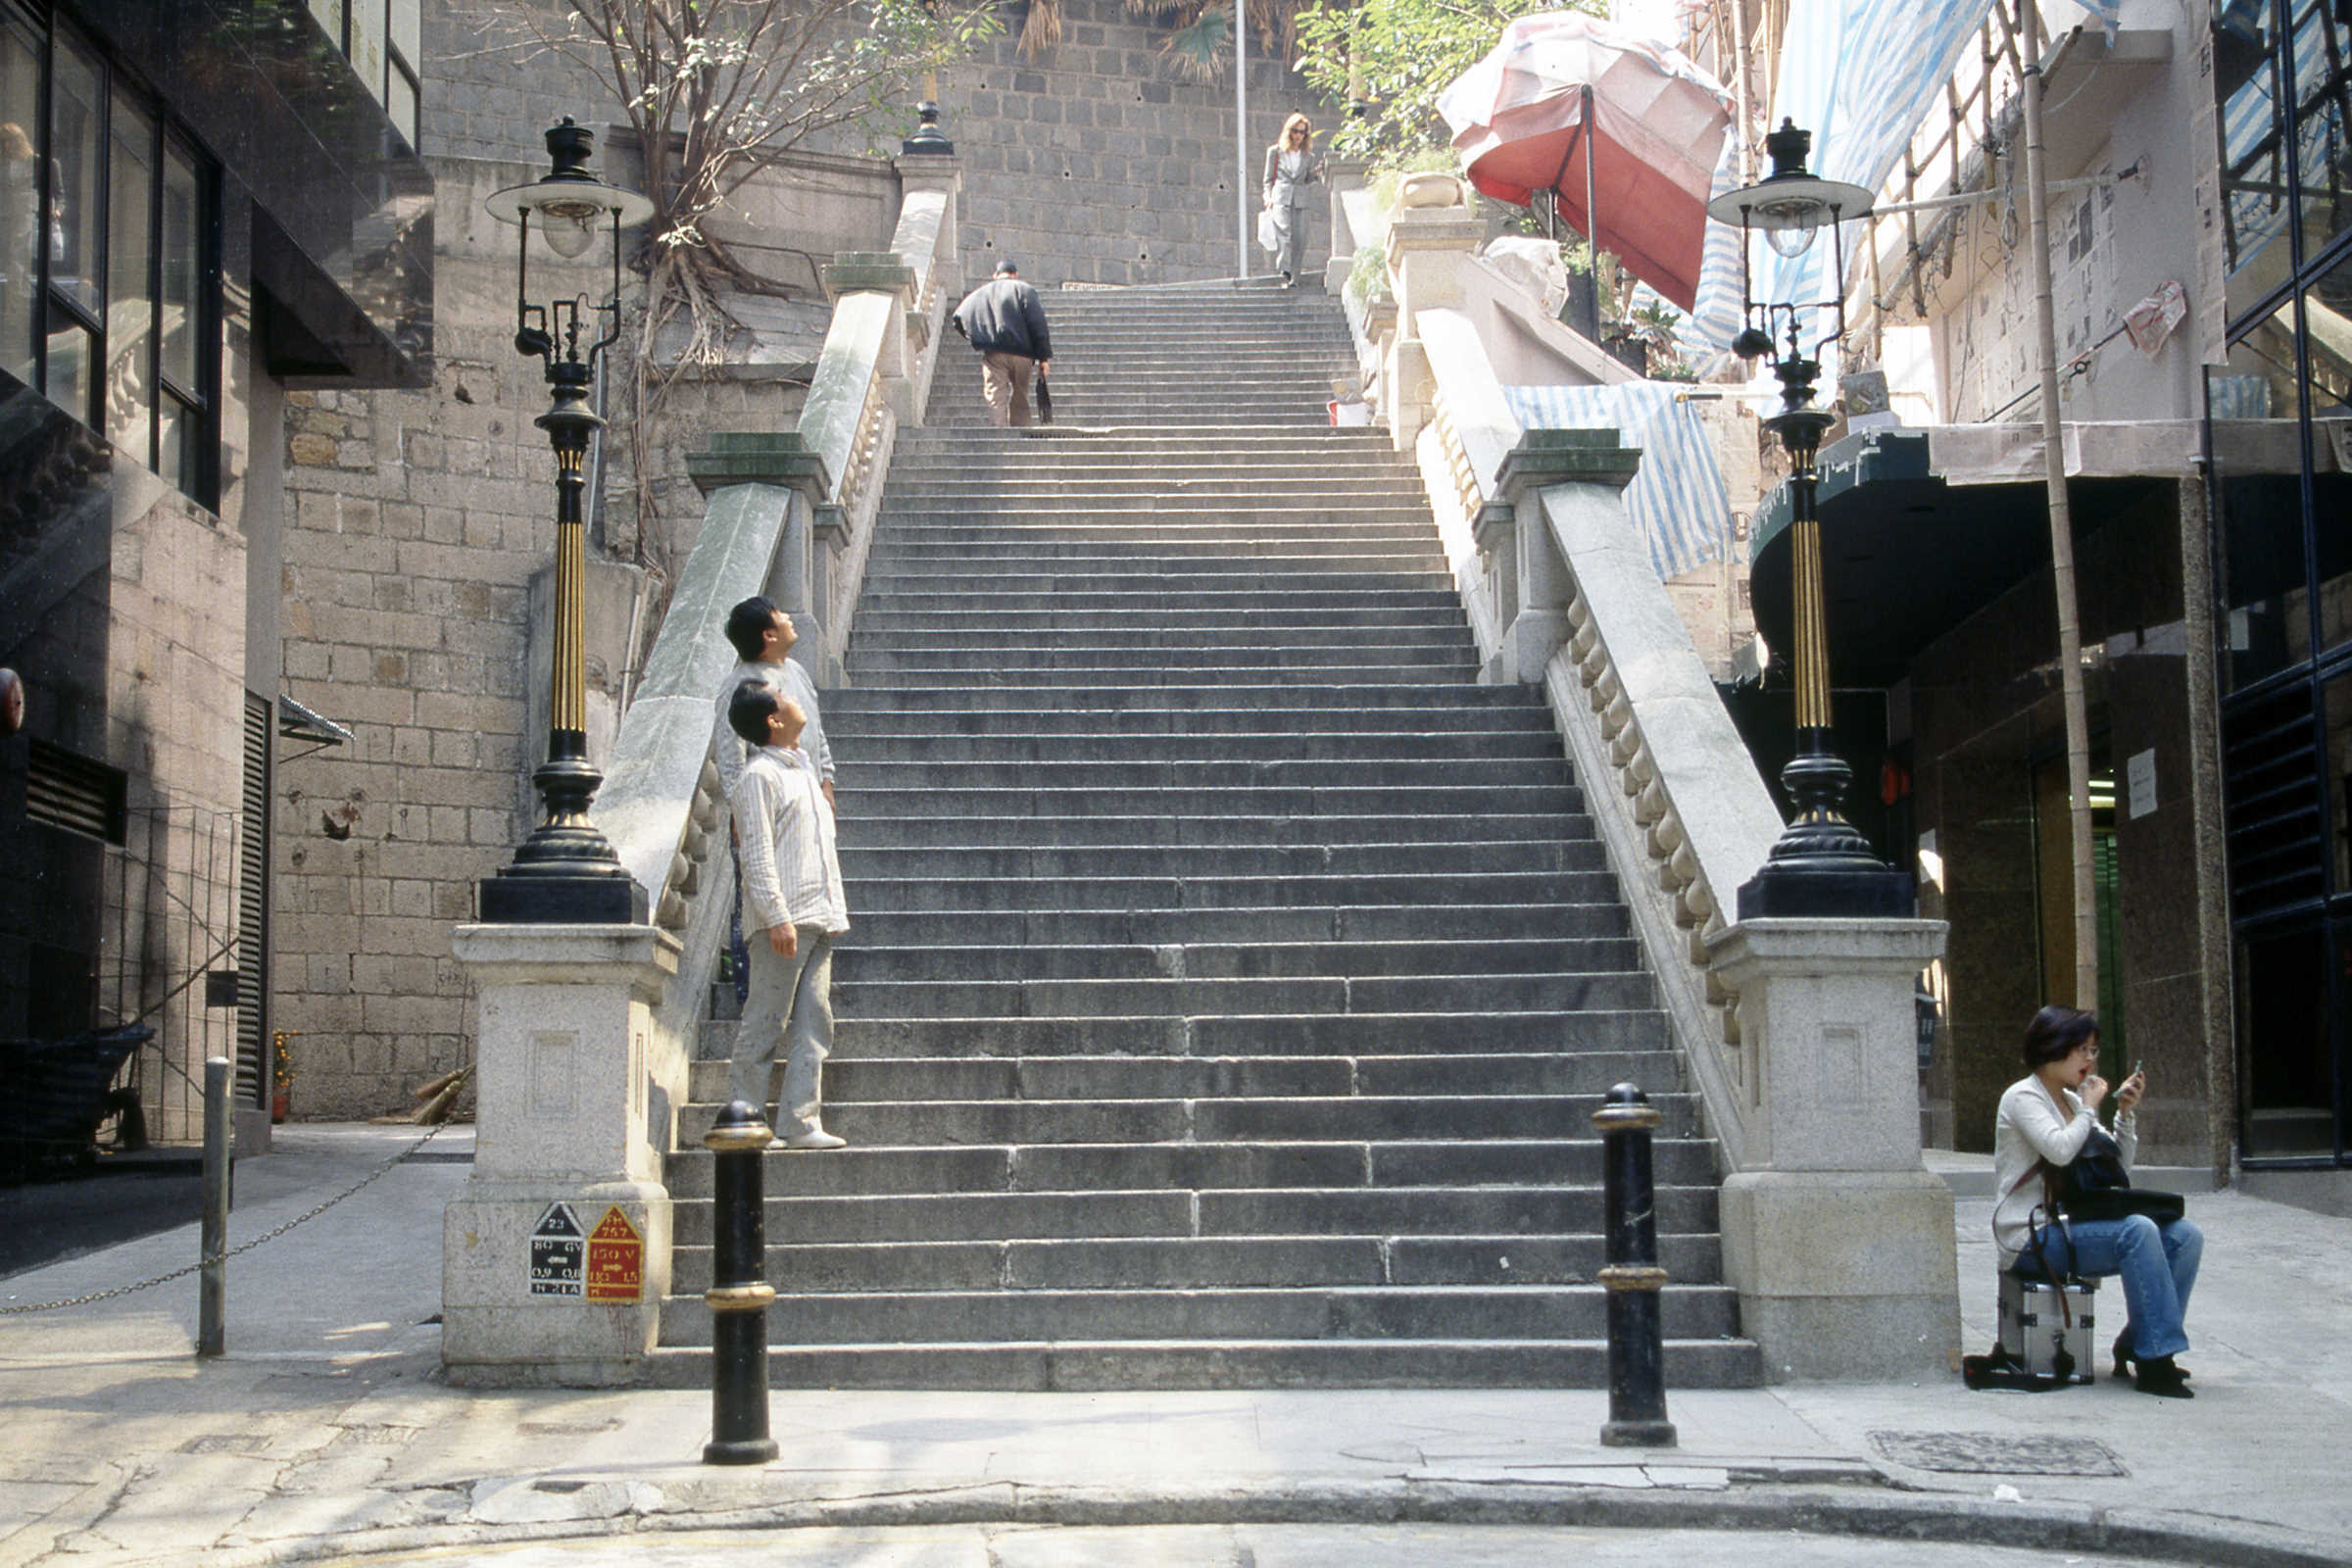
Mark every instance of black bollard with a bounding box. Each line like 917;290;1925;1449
1593;1082;1677;1447
702;1100;779;1465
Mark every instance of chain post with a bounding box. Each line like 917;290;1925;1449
703;1100;778;1465
1593;1082;1676;1446
197;1056;231;1356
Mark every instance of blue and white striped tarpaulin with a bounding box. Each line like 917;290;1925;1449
1689;1;2132;360
1688;0;1999;357
1500;381;1733;582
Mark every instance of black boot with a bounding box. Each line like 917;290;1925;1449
2134;1353;2194;1398
2113;1330;2191;1381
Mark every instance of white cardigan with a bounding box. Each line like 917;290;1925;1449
1991;1074;2137;1267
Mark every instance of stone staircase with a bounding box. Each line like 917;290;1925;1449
656;282;1761;1390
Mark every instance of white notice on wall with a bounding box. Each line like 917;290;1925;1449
2127;749;2157;820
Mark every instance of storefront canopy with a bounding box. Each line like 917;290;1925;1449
1747;424;2193;685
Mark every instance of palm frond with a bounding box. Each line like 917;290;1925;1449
1018;0;1063;57
1158;6;1229;82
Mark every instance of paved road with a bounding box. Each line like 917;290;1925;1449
4;1127;2350;1568
321;1522;2180;1567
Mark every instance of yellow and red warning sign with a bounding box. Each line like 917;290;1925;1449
585;1206;644;1302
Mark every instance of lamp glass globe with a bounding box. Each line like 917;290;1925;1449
539;201;605;261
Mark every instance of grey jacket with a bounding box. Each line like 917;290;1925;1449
1262;145;1322;206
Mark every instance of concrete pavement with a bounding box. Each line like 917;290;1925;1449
1;1125;2348;1567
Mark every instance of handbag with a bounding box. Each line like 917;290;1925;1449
1033;371;1054;425
2052;1125;2185;1224
1256;207;1280;255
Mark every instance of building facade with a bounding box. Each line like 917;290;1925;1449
2206;0;2352;1183
0;0;429;1146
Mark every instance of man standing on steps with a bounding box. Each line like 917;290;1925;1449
712;596;835;1007
724;684;850;1151
951;258;1053;428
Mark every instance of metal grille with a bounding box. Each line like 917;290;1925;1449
25;741;126;844
99;804;240;1144
2223;683;2327;919
235;693;271;1107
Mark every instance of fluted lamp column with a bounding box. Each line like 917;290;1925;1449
1708;121;1913;919
478;119;656;923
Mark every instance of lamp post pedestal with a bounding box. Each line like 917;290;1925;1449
1705;917;1959;1378
442;924;678;1387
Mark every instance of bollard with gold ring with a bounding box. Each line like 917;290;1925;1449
1593;1082;1676;1446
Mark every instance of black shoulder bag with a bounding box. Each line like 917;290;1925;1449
2053;1125;2184;1225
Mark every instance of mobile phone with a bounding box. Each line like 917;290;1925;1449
2132;1058;2144;1081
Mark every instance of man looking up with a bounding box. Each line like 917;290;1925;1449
725;683;850;1151
712;596;834;1006
712;596;832;810
951;258;1054;428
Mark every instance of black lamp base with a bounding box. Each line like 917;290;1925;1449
477;863;648;923
1738;858;1916;919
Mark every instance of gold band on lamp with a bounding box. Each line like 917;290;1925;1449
705;1283;778;1313
1598;1265;1670;1294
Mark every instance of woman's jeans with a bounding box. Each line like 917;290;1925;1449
2017;1213;2203;1359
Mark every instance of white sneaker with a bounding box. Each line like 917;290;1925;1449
784;1129;847;1151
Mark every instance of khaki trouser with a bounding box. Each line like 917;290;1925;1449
980;351;1037;427
725;924;835;1139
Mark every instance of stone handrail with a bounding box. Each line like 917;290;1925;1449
1385;303;1787;1171
587;157;963;1140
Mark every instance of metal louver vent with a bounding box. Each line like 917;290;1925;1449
25;741;126;844
2223;685;2326;919
236;693;271;1107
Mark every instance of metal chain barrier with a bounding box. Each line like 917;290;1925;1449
0;1120;457;1316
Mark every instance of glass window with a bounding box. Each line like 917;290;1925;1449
386;63;416;152
1;11;41;385
2210;346;2313;689
2329;667;2352;897
159;138;197;392
43;314;89;419
309;0;348;51
106;89;154;463
2288;0;2351;257
47;33;98;319
2238;921;2339;1158
156;391;189;489
388;0;418;69
349;0;384;102
2221;0;2294;320
2305;243;2352;658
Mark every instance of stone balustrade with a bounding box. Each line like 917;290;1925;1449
1339;197;1959;1378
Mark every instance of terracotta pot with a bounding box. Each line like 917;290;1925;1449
1396;172;1464;210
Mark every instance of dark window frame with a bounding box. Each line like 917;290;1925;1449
10;0;219;509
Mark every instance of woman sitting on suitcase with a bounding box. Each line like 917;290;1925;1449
1994;1004;2203;1397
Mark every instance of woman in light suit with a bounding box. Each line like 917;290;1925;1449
1261;113;1323;287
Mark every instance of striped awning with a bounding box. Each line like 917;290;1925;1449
1500;381;1733;582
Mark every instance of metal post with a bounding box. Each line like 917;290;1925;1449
197;1055;231;1357
1235;0;1249;278
702;1100;778;1465
1583;83;1600;344
1593;1083;1675;1446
